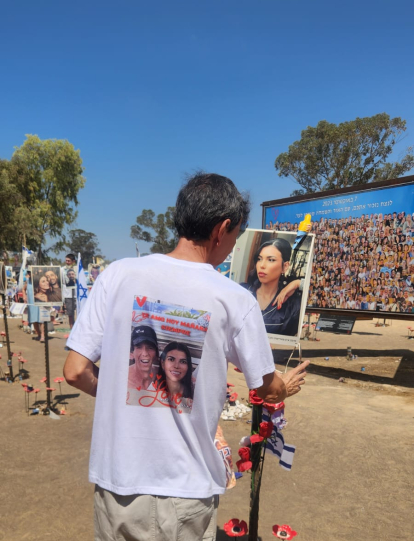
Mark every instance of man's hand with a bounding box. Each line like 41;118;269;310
280;360;310;398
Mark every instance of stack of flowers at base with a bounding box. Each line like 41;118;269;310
241;390;296;471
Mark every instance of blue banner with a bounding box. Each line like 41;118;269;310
264;183;414;226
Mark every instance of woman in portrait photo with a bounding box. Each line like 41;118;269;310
33;274;51;303
242;238;302;336
159;342;194;401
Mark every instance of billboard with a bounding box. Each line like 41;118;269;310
231;229;315;346
262;178;414;317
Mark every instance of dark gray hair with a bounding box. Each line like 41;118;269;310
174;171;250;241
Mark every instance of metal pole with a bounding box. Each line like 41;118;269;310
44;328;51;409
248;403;263;541
72;286;76;324
2;293;13;380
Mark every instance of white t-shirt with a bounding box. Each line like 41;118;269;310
67;254;275;498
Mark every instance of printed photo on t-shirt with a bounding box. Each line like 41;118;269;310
126;295;211;413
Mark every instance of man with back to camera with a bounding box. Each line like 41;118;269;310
63;172;309;541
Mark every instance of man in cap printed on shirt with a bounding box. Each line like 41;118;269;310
128;325;159;391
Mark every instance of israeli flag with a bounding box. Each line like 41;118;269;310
77;253;89;315
18;246;36;291
263;412;296;471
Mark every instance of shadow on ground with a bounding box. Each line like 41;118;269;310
216;529;262;540
273;349;414;388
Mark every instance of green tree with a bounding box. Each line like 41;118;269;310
66;229;102;266
274;114;414;196
10;134;86;260
130;207;177;254
0;159;23;252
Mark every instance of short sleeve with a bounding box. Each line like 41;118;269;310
66;275;107;363
227;301;275;389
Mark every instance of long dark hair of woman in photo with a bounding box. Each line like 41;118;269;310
243;238;301;336
159;341;194;399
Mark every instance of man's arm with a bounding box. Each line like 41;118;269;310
256;360;310;403
63;350;99;397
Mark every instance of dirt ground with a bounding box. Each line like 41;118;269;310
0;315;413;541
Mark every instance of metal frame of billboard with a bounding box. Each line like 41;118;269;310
261;175;414;320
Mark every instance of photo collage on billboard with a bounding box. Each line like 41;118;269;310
264;182;414;315
127;296;211;412
230;229;315;346
30;265;63;306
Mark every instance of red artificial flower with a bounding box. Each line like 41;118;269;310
238;447;250;461
236;459;253;472
224;519;248;537
227;382;235;388
250;434;264;444
40;377;47;383
54;377;65;383
259;421;273;439
263;401;285;414
272;524;297;539
229;392;238;402
249;390;264;405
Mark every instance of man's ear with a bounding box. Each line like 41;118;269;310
216;219;231;245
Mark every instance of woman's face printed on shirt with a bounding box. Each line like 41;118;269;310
161;349;189;383
256;245;288;285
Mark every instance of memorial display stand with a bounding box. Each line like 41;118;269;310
1;293;13;380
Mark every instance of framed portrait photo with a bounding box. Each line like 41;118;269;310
231;229;315;346
30;265;63;306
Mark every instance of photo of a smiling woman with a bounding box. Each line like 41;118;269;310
242;238;301;336
159;342;194;400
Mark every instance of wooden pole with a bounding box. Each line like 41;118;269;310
248;404;263;541
44;327;51;409
1;293;13;380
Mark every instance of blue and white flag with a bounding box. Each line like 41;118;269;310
263;411;296;471
18;246;36;291
77;253;89;315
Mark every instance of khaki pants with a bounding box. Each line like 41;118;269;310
94;486;218;541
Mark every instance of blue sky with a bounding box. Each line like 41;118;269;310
1;0;413;259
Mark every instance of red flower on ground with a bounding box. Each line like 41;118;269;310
54;377;65;383
272;524;297;539
259;421;273;438
224;519;248;537
40;377;47;383
250;434;264;444
238;447;250;461
236;459;253;472
249;390;264;405
229;392;238;402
